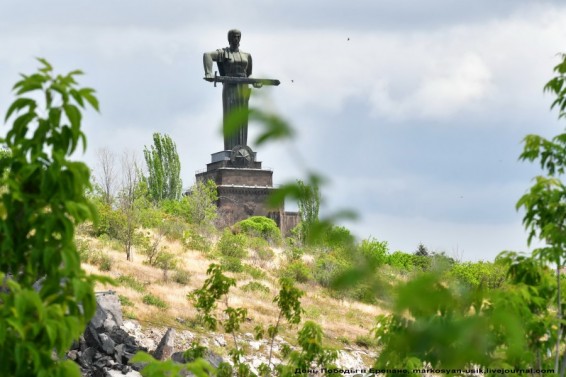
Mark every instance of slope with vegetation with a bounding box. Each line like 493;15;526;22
1;57;565;377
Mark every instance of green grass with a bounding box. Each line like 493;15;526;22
142;293;168;309
118;294;134;307
117;274;146;293
241;281;270;294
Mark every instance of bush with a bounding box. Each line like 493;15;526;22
217;229;247;258
241;281;270;294
284;246;304;262
281;260;312;283
78;241;112;271
183;229;212;253
359;237;388;267
160;219;187;242
449;261;507;289
172;269;191;285
222;256;244;273
183;342;208;361
161;197;191;219
234;216;282;245
243;264;266;280
313;254;349;287
97;254;112;271
321;225;355;250
247;237;275;261
155;251;178;271
387;251;414;272
142;294;168;309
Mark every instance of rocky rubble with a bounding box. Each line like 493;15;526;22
67;291;146;377
69;291;376;376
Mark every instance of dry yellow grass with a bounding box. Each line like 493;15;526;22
80;233;388;349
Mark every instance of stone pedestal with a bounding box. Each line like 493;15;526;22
195;150;299;234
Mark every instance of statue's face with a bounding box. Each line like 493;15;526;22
229;33;241;49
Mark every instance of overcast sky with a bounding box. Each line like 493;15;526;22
1;0;565;261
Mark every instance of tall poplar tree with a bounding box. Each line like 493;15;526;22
143;133;182;202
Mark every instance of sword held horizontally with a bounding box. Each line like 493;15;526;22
204;71;280;87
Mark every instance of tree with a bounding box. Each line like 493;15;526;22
118;151;142;261
414;243;429;257
143;133;182;202
186;179;218;228
296;178;321;242
0;59;102;376
516;52;566;374
95;147;117;206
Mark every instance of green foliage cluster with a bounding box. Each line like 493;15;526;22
183;228;212;253
172;268;191;285
184;179;218;228
0;60;103;376
142;293;168;309
241;281;270;294
247;237;275;263
76;238;112;271
281;260;313;283
217;229;248;258
449;260;507;289
117;274;146;293
234;216;282;245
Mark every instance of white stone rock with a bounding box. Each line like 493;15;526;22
106;370;142;377
214;335;227;347
249;340;262;351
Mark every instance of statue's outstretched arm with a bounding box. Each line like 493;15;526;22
203;51;219;78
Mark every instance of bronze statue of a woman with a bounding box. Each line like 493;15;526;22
203;29;255;151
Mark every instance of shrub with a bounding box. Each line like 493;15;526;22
155;251;178;271
183;228;212;253
411;255;431;271
243;264;266;280
321;225;355;250
160;218;188;241
449;261;507;289
359;237;388;267
247;237;274;260
313;254;349;287
241;281;270;294
281;260;312;283
161;197;191;219
222;256;244;273
284;246;304;262
142;294;168;309
234;216;282;244
217;229;247;258
387;251;414;272
183;342;208;361
97;254;112;271
172;268;191;285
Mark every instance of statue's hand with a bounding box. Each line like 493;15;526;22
204;75;214;82
253;82;263;89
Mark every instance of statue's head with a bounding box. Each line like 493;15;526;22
228;29;241;48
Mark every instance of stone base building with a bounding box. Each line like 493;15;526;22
195;148;300;235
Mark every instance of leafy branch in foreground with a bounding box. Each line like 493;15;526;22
0;59;103;376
